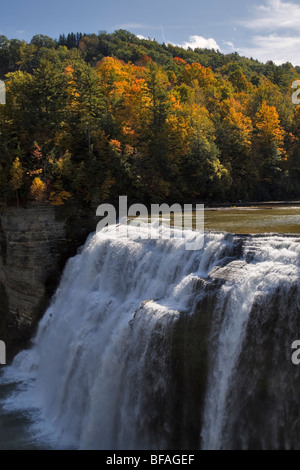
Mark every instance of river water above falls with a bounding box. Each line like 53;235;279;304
0;206;300;450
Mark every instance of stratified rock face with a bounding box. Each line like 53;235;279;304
0;206;67;359
0;204;96;361
208;260;248;281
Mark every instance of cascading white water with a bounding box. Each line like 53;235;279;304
1;222;300;450
201;236;300;449
0;223;228;449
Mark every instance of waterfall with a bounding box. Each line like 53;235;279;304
1;223;300;450
201;237;300;449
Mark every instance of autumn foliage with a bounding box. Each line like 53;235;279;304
1;30;299;207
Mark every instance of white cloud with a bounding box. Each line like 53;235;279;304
238;33;300;65
241;0;300;31
137;34;147;40
175;35;220;51
238;0;300;65
223;41;235;49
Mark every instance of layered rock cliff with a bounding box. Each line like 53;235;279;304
0;204;95;361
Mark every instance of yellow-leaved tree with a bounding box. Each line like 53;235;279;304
255;100;284;148
254;100;285;189
30;177;46;202
10;157;24;207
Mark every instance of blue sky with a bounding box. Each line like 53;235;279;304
1;0;300;65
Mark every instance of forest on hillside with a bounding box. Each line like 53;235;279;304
0;29;300;208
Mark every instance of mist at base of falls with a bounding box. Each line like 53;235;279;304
1;223;300;450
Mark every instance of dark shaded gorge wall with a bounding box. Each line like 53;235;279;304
0;204;96;361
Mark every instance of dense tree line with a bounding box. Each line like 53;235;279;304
0;30;299;207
